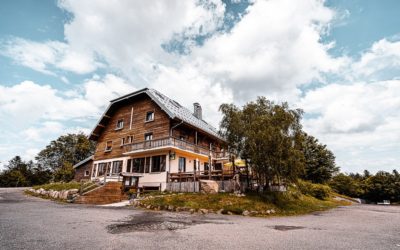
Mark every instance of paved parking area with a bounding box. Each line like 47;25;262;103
1;188;400;250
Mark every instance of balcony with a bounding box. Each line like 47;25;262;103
122;136;228;159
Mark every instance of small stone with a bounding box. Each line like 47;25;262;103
242;210;250;216
146;205;152;209
227;211;233;215
199;209;208;214
217;209;224;214
189;209;195;214
250;211;258;216
168;205;175;211
270;209;276;214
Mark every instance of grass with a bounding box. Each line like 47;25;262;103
139;189;351;216
32;181;94;191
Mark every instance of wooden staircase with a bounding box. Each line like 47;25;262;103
74;182;128;205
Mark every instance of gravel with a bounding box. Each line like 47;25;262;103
1;188;400;250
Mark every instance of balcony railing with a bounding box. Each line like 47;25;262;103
122;136;227;159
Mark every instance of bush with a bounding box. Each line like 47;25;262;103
297;180;331;200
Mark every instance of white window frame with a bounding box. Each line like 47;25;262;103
105;141;112;152
145;111;154;122
116;119;124;130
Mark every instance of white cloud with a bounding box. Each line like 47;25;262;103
0;38;99;74
300;80;400;173
350;38;400;81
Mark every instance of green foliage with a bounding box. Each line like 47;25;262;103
35;132;95;182
297;180;332;200
301;133;339;183
0;156;51;187
219;97;305;187
0;133;94;187
329;170;400;203
53;162;75;182
329;173;364;198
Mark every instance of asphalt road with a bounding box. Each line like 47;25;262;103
1;188;400;250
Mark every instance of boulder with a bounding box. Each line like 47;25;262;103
199;209;208;214
242;210;250;216
69;189;79;195
200;180;219;194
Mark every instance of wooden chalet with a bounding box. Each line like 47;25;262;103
86;88;232;191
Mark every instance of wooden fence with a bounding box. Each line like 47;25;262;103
166;180;247;193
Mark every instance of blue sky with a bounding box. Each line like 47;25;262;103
0;0;399;173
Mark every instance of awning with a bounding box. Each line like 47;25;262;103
223;159;246;167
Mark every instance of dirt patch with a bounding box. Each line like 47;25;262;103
107;212;230;234
271;225;305;231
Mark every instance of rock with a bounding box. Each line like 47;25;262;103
242;210;250;216
189;209;195;214
227;211;233;215
217;209;224;214
270;209;276;214
69;189;79;195
250;211;258;216
265;210;271;214
146;205;152;209
168;205;175;211
200;180;219;194
199;209;208;214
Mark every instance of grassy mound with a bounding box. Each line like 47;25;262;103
138;186;350;216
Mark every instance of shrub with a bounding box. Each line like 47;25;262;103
297;180;331;200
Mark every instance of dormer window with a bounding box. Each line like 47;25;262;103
145;111;154;122
116;119;124;130
105;141;112;152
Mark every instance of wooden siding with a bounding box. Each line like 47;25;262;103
74;161;93;182
94;96;170;161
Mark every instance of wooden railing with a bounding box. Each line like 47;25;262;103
123;136;227;158
168;170;235;181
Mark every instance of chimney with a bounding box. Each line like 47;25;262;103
193;102;202;120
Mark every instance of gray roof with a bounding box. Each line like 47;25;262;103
73;155;93;169
90;88;224;141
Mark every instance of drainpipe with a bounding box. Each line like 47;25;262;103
170;120;184;137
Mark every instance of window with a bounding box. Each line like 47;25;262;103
98;163;107;176
133;158;145;173
151;155;166;172
105;141;112;151
84;170;90;176
145;157;151;173
204;162;209;171
145;111;154;122
111;161;123;175
116;119;124;130
92;164;97;177
127;135;133;143
178;157;186;172
121;138;125;146
127;159;132;172
145;133;153;141
215;163;222;171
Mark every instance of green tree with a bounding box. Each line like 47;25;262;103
329;173;363;197
219;97;305;188
35;133;95;181
301;133;339;183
